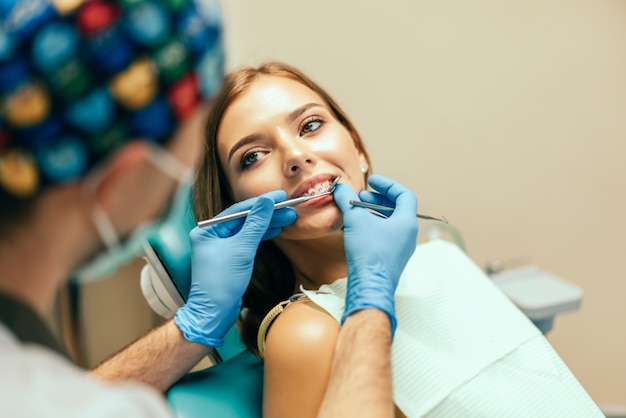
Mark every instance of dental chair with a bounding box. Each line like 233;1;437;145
140;202;263;418
141;201;584;417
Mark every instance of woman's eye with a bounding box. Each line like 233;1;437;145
301;117;324;135
240;150;266;169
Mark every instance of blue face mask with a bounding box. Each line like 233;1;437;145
73;146;194;283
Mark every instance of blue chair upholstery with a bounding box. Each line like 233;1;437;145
146;196;196;301
143;193;262;417
167;350;264;418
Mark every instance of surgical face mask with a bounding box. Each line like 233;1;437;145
73;146;194;283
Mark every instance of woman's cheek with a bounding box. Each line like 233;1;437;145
237;178;280;200
309;134;344;153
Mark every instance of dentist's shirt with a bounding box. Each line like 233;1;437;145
0;293;172;418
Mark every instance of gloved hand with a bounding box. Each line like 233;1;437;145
174;190;296;347
333;174;418;336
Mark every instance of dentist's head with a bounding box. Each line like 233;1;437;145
0;0;224;313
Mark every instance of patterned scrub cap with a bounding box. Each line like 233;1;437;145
0;0;224;201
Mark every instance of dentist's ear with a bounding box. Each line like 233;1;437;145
82;141;166;234
84;142;149;203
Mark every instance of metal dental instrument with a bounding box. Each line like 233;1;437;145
198;176;341;228
349;200;448;223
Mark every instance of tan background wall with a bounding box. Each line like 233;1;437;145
80;0;626;412
220;0;626;407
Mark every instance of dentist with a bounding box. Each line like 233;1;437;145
0;1;416;417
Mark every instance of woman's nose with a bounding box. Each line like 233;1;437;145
280;135;314;175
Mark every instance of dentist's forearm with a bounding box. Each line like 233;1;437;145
318;309;394;418
90;320;211;392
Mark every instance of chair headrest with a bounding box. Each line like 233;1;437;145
141;192;195;318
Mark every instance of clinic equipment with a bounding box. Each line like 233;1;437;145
349;200;448;223
489;265;583;334
197;176;340;227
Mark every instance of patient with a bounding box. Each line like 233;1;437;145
193;61;386;416
192;62;602;417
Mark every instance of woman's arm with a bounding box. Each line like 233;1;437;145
263;300;340;418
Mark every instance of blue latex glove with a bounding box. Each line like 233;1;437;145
333;174;418;336
174;190;296;347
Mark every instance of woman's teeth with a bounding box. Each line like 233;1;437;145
301;180;333;197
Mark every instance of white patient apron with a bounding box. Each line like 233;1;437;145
303;239;603;418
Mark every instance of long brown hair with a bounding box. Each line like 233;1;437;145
193;62;371;357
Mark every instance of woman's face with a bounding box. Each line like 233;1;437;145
217;75;368;240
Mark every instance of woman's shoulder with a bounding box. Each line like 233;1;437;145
262;299;342;417
265;298;340;360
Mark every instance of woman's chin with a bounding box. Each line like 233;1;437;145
277;209;344;241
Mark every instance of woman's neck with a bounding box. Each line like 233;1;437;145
273;233;347;291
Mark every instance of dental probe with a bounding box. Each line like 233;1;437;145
349;200;448;223
198;177;341;228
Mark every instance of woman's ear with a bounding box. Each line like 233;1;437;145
358;152;369;175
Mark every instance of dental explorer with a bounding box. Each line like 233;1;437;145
197;176;341;228
349;200;448;223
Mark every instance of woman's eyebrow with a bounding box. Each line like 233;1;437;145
287;103;323;124
228;134;261;163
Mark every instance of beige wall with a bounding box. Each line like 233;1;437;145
222;0;626;407
81;0;625;411
80;259;161;368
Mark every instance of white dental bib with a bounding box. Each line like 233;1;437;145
302;239;602;418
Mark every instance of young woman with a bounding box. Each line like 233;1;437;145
192;62;603;418
193;61;392;416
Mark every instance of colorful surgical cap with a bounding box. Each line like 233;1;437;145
0;0;224;201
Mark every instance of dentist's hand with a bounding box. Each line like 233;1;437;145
174;191;296;347
334;174;418;336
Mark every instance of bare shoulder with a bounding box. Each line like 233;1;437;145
265;299;340;361
263;299;341;418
